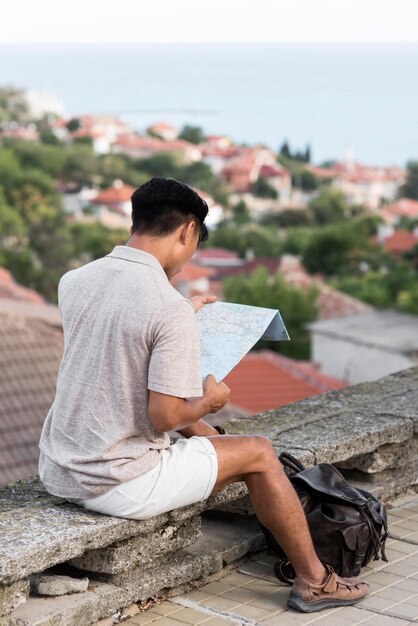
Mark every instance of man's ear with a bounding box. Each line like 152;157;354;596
129;225;133;236
179;221;196;244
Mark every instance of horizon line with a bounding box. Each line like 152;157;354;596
1;39;418;45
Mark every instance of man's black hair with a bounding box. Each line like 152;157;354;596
131;177;209;242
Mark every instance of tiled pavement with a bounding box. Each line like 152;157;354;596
123;500;418;626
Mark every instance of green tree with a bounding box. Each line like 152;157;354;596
261;209;313;228
66;118;81;132
232;199;251;225
207;223;283;258
399;161;418;200
223;267;319;359
178;125;205;145
303;226;358;275
252;177;278;199
308;188;348;225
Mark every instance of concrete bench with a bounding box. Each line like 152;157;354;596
1;367;417;626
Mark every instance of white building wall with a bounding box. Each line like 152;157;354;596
311;333;416;384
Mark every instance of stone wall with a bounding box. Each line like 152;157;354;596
1;367;417;626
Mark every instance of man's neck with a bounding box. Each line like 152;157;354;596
126;233;173;276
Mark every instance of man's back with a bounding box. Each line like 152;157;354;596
39;245;202;500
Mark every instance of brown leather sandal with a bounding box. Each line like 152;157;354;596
288;564;369;613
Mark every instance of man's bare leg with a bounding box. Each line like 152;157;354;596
207;434;326;584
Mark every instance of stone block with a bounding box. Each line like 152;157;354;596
274;411;413;465
340;459;418;502
337;436;418;473
69;517;201;574
0;477;172;586
9;516;264;626
31;574;90;596
0;578;29;616
213;495;255;517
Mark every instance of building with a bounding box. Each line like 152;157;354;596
381;229;418;257
147;121;179;141
223;350;345;414
308;310;418;384
379;198;418;225
170;263;215;299
24;89;65;119
112;135;202;162
307;161;405;210
220;147;276;193
0;297;63;486
91;181;135;217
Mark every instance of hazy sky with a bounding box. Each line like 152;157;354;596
2;0;418;43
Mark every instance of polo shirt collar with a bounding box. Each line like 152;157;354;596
106;245;167;278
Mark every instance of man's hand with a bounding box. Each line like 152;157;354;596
203;374;230;414
190;295;217;313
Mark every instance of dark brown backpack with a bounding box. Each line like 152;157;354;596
261;452;388;585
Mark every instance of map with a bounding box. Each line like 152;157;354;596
196;301;290;382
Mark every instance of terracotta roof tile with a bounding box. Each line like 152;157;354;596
383;230;418;254
384;199;418;218
0;267;45;303
223;350;345;414
0;310;63;486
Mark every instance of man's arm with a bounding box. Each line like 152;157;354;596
176;419;220;438
148;375;230;433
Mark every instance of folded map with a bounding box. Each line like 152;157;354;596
196;301;290;382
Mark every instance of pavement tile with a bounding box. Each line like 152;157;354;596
406;594;418;606
221;572;256;587
361;595;397;611
167;608;211;625
328;605;374;622
199;619;231;625
129;613;164;625
241;578;284;595
218;586;263;604
249;591;289;612
200;596;241;611
255;555;278;566
366;580;385;594
261;610;323;624
377;587;417;602
152;604;184;617
238;561;277;582
198;581;235;595
300;613;354;625
179;591;215;604
361;615;414;625
383;562;418;577
393;577;418;592
365;571;404;586
384;603;418;620
145;615;188;626
389;509;418;520
232;603;279;620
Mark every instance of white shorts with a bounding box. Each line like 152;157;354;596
70;436;218;520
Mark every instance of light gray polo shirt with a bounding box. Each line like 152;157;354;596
39;245;203;500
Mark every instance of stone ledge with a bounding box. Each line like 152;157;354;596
8;517;264;626
1;366;418;626
0;481;247;587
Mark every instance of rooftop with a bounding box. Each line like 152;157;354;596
223;350;345;413
308;310;418;354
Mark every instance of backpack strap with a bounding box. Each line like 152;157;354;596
279;452;306;474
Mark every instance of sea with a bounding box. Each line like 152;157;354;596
0;42;417;167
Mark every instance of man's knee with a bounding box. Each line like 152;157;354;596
246;435;279;471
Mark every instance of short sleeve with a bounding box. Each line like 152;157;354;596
148;299;203;398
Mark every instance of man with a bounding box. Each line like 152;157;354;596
39;177;368;613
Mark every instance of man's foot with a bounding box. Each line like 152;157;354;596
287;564;369;613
